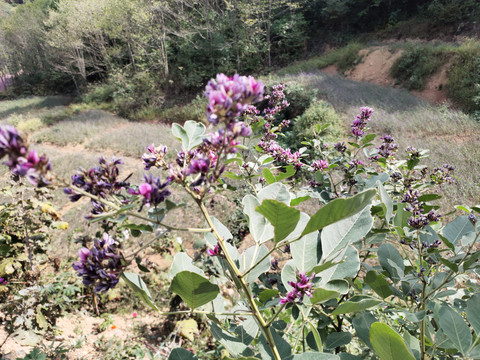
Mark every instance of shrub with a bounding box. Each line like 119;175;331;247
446;40;480;113
390;45;450;90
282;100;342;150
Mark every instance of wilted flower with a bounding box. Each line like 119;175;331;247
72;234;125;292
280;272;315;304
142;144;168;170
205;74;264;124
334;142;347;153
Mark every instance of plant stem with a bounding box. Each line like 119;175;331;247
196;199;282;360
156;309;254;316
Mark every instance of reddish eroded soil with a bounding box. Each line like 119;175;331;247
325;45;450;105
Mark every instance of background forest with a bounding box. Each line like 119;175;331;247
1;0;480;117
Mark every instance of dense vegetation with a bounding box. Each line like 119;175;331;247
1;0;480;118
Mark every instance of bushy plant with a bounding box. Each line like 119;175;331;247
446;40;480;113
390;45;450;90
1;74;480;360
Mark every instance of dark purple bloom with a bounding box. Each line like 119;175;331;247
0;277;7;285
0;125;51;186
334;142;347;153
188;156;211;175
73;234;125;292
65;157;129;216
280;272;315;304
207;243;221;256
468;212;478;224
271;259;279;271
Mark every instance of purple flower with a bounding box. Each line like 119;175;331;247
207;243;221;256
129;174;170;210
280;272;315;304
0;277;7;285
377;134;398;158
468;212;477;224
188;156;211;175
334;142;347;153
65;157;128;216
350;107;374;138
205;74;264;124
73;233;125;292
0;125;51;186
312;159;329;171
142;144;168;170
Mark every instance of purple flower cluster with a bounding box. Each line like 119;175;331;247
351;107;373;138
142;144;168;170
469;212;478;224
312;159;329;171
258;140;303;169
0;125;51;186
128;174;170;210
72;234;125;292
263;84;289;122
205;74;264;125
402;187;441;229
280;272;315;304
64;157;129;216
334;142;347;154
430;164;455;185
377;135;398;158
207;243;221;256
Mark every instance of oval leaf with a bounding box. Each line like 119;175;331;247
171;271;219;309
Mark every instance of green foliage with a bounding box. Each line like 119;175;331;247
390;44;451;90
446;40;480;113
284;100;342;148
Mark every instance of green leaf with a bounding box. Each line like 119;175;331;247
319;246;359;284
210;322;252;356
258;289;279;303
170;271;219;309
171;120;205;151
263;168;276;184
439;304;472;355
169;253;205;279
291;229;321;272
377;181;393;221
275;165;296;182
369;322;415;360
320;205;373;259
307;322;323;351
443;216;475;246
258;183;291;204
256;199;300;244
467;294;480;335
122;272;159;311
353;312;377;349
311;288;340;305
291;195;311;207
331;296;381;315
378;243;404;281
293;353;339;359
365;271;393;298
239;245;271;283
302;189;376;236
326;332;352;349
168;348;199;360
242;195;274;243
259;328;292;360
394;203;409;228
418;194;442;202
122;223;153;232
439;258;458;272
